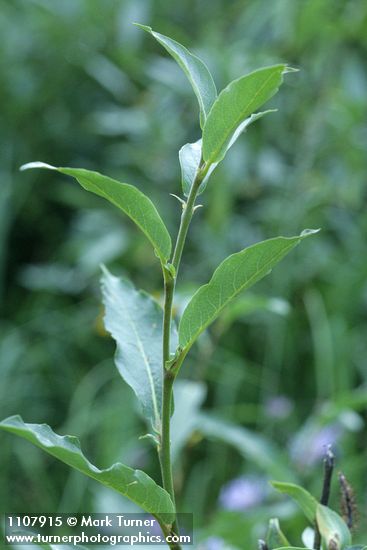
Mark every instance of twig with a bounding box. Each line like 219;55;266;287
313;445;335;550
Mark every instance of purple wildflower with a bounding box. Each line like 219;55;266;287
200;537;237;550
265;395;293;419
203;537;226;550
219;475;267;511
291;423;342;466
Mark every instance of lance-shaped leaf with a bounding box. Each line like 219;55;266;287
271;481;318;523
267;518;291;548
316;504;352;549
273;548;312;550
20;162;171;263
179;230;318;351
137;24;217;127
203;65;292;164
0;416;175;524
101;267;163;432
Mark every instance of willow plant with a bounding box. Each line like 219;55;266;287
0;25;335;550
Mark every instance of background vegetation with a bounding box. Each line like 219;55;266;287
1;0;366;547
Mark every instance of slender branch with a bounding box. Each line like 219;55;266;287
313;445;335;550
320;446;334;505
158;159;210;545
160;269;179;538
160;369;176;502
171;162;209;273
163;274;174;365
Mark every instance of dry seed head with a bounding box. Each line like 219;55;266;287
338;471;357;530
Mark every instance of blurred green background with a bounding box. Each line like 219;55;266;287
1;0;367;547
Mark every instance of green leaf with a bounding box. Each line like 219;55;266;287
20;162;171;263
0;416;175;524
202;65;291;164
316;504;352;549
197;413;292;481
101;267;163;431
137;24;217;127
273;548;312;550
271;481;318;523
179;139;216;196
179;231;318;351
267;518;291;547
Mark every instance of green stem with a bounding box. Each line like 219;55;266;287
171;162;209;273
163;275;174;363
158;516;183;550
159;160;210;545
160;369;176;509
160;271;179;537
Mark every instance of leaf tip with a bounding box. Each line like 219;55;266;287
20;161;57;172
133;22;152;33
284;66;300;74
300;228;321;237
